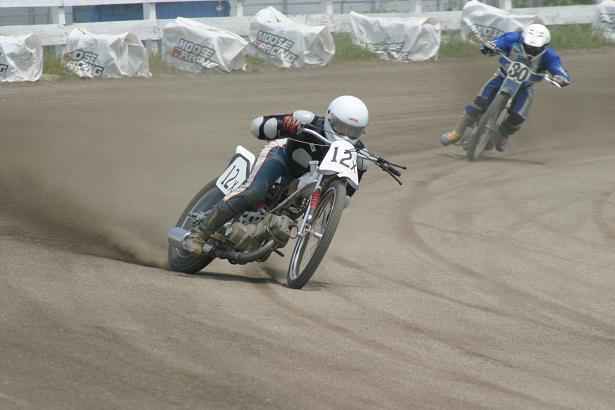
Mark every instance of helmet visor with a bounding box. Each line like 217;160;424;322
328;113;366;139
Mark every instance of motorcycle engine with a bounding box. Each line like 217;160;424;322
225;214;295;252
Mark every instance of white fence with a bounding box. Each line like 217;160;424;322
0;0;598;46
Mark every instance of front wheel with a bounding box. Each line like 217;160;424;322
466;93;509;161
287;180;347;289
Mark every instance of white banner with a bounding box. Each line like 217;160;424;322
595;0;615;42
162;17;248;73
350;12;441;62
0;34;42;83
63;29;151;79
249;7;335;68
461;0;543;41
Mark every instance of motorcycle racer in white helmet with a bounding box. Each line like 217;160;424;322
184;96;370;254
324;95;369;142
440;23;571;151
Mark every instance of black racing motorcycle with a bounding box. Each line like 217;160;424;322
168;127;405;289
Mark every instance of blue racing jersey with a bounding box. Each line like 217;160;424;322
492;31;571;82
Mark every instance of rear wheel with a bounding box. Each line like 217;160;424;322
287;180;346;289
168;179;224;274
466;93;509;161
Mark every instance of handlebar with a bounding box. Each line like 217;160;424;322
299;127;406;185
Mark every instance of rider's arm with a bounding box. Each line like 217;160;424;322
480;31;518;56
250;110;317;140
250;114;291;140
542;48;572;86
493;31;521;54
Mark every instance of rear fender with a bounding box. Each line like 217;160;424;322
216;145;256;196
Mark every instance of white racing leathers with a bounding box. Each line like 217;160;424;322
595;0;615;42
63;29;151;79
461;0;543;41
249;7;335;68
162;17;248;73
350;12;440;62
0;34;43;82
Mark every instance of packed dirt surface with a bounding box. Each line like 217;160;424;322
1;49;615;410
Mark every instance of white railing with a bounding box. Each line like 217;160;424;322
0;0;598;46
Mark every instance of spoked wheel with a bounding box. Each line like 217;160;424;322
287;180;346;289
168;179;223;274
466;93;509;161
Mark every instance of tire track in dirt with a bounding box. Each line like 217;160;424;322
252;269;573;410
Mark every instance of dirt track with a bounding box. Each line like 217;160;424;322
1;50;615;410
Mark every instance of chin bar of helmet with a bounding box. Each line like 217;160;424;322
299;127;406;185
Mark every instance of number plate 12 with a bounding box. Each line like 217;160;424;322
319;139;359;188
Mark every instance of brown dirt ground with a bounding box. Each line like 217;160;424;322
1;49;615;410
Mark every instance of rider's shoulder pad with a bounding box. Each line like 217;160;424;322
293;110;316;125
250;116;264;137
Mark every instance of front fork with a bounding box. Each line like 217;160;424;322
297;162;324;239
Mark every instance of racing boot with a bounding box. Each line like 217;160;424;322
496;114;522;152
440;111;477;146
183;201;237;255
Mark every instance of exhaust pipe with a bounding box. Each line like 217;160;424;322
214;240;277;264
168;227;190;250
168;227;277;264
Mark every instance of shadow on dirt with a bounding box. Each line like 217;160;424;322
177;270;279;285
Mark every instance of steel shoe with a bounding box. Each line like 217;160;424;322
440;130;461;146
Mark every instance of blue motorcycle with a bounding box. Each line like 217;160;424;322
463;39;562;161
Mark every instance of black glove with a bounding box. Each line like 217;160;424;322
480;41;497;56
552;75;571;87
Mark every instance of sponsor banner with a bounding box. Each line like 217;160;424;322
63;29;151;79
595;0;615;41
349;12;441;62
249;7;334;68
162;17;248;73
0;34;43;83
461;0;543;42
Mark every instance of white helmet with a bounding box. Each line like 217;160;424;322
522;24;551;57
324;96;369;142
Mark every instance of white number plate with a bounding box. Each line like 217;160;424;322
506;61;531;82
319;139;359;188
216;154;252;196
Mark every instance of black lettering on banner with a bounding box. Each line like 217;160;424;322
253;30;298;64
172;38;215;66
601;11;615;29
365;41;420;61
0;64;8;74
66;49;105;77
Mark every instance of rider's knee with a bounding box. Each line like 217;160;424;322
465;96;490;120
245;185;269;206
224;185;266;214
